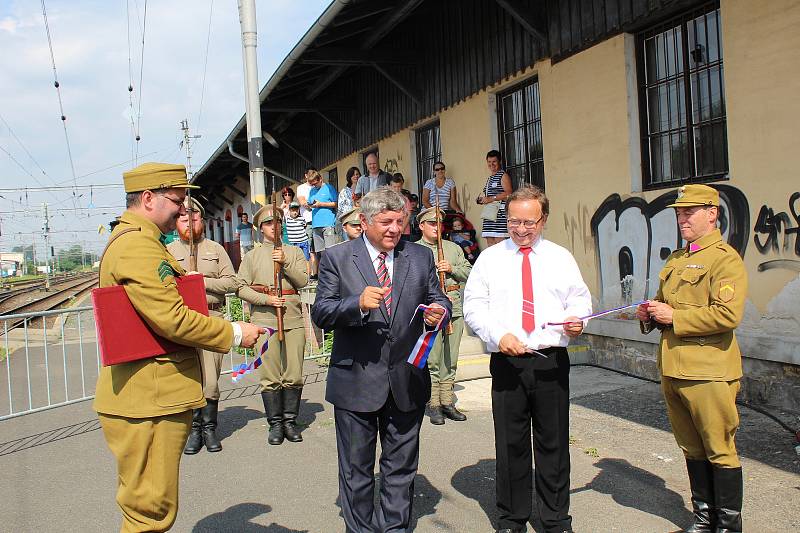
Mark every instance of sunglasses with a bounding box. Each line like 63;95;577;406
434;167;445;171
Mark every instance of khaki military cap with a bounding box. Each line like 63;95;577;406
253;205;283;229
123;162;199;193
184;197;205;218
416;207;445;225
338;207;362;226
667;184;719;208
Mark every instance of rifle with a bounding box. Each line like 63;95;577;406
272;190;285;341
434;196;453;335
186;191;197;272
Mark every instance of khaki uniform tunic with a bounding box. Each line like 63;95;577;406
167;237;239;400
643;228;748;467
237;242;308;391
94;211;233;532
417;238;472;401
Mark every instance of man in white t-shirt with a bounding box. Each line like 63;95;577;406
296;167;317;277
353;152;390;204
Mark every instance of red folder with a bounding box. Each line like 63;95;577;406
92;274;209;366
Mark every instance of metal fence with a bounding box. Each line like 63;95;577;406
1;292;327;421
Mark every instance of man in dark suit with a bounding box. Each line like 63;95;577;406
312;187;451;533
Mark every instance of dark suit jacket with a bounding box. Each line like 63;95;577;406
311;236;452;413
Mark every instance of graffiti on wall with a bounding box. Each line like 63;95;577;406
590;185;750;309
753;192;800;272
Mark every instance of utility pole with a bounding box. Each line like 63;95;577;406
180;119;202;178
237;0;267;208
42;203;51;290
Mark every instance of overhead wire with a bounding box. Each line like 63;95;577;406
40;0;79;207
133;0;149;164
0;113;50;180
196;0;215;136
126;0;136;165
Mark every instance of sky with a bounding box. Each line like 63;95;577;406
0;0;331;256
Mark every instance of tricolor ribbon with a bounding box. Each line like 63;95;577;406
406;304;449;369
540;301;648;329
231;327;277;382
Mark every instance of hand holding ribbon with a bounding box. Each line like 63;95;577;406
407;304;450;368
231;327;277;383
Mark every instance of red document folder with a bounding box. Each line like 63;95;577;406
92;274;209;366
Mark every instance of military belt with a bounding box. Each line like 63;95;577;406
445;284;461;292
249;285;298;296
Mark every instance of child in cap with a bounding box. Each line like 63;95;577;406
285;201;311;261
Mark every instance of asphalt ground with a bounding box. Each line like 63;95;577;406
0;356;798;533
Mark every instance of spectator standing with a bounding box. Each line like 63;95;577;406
389;174;413;241
477;150;513;246
307;171;339;275
279;186;295;244
297;167;317;273
236;213;255;255
285;201;311;262
337;166;361;240
353;152;390;203
422;161;463;213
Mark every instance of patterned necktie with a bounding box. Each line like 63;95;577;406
520;247;535;333
377;251;392;315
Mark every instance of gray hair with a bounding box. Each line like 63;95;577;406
360;186;407;221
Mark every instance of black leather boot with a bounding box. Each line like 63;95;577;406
712;466;742;533
441;404;467;421
183;409;203;455
261;390;284;445
685;459;715;532
427;404;445;425
201;399;222;452
282;387;303;443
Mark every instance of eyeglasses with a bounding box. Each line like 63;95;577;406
433;167;445;171
507;216;544;228
159;194;186;209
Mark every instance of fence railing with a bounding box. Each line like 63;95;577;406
1;290;327;421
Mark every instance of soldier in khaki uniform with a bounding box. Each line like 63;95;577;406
238;206;309;445
637;184;748;533
416;207;472;425
339;207;363;240
167;197;239;454
94;162;264;533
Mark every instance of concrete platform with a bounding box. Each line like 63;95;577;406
0;355;797;532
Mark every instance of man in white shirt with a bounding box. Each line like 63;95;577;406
296;167;317;277
353;152;390;203
464;185;591;533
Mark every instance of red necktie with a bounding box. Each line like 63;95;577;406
377;251;392;315
520;247;535;333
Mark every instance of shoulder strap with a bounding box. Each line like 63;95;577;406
98;227;140;273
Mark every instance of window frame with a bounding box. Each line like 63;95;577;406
414;121;442;195
496;76;545;190
636;2;729;190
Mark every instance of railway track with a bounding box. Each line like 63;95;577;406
0;273;90;306
0;274;99;329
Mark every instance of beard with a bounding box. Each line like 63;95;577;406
178;222;204;242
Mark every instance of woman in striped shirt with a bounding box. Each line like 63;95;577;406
422;161;463;213
477;150;513;246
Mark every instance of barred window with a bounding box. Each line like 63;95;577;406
327;167;338;191
498;78;545;190
415;121;442;193
638;4;728;188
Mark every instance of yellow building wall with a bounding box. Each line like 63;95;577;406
378;129;413;184
723;0;800;311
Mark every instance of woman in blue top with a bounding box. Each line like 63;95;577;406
477;150;513;246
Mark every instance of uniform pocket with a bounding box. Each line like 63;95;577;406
676;267;710;306
154;352;203;408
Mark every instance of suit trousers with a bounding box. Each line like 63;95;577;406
334;393;424;533
661;376;741;468
490;349;572;533
99;410;192;533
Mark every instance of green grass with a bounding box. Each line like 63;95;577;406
0;347;7;362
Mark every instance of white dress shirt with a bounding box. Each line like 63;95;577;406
464;237;592;352
362;234;394;281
